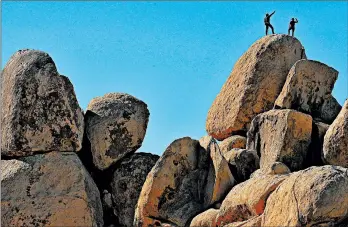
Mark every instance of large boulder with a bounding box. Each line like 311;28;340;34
224;215;262;227
206;35;305;140
134;137;233;227
198;136;235;206
189;208;219;227
262;165;348;226
247;109;312;171
216;174;288;226
1;152;103;227
1;49;84;157
274;59;340;123
223;148;259;182
219;135;247;156
323;100;348;167
85;93;149;170
110;153;159;227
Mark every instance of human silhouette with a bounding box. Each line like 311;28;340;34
264;11;276;35
288;18;299;37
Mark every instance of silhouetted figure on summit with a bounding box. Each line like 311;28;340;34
288;18;298;37
264;11;276;35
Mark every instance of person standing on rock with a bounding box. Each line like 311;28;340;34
264;11;276;35
288;18;298;37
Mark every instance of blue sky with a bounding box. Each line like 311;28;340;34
2;1;347;156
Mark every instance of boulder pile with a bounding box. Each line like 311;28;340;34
1;34;347;227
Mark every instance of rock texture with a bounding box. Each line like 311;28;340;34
247;109;312;171
189;208;219;227
85;93;149;170
306;121;329;167
1;152;103;227
135;137;227;227
110;153;159;227
206;35;305;140
1;49;84;157
216;174;288;226
224;215;262;227
274;59;340;123
219;135;247;156
223;148;259;182
199;136;235;205
323;100;348;167
262;165;348;226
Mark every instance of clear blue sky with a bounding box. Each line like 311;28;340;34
2;1;347;156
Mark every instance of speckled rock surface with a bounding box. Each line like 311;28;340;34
1;49;84;157
247;109;312;171
262;165;348;226
206;35;305;140
189;208;219;227
219;135;247;156
275;59;340;123
323;100;348;167
110;152;159;227
1;152;103;227
216;174;288;226
135;137;214;227
85;93;149;170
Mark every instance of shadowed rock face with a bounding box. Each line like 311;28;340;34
262;165;348;226
274;59;341;123
110;153;159;227
1;49;84;157
323;100;348;167
85;93;149;170
247;109;312;171
1;152;103;227
206;35;305;140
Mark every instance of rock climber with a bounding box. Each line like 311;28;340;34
288;18;299;37
264;11;276;35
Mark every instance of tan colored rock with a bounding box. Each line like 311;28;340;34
134;137;210;227
247;109;312;171
223;148;259;182
262;165;348;226
323;100;348;167
1;49;84;157
250;162;291;178
206;35;305;140
110;153;159;227
1;152;103;227
199;136;235;205
275;60;340;123
216;174;287;226
223;215;262;227
189;209;219;227
219;135;247;154
85;93;149;170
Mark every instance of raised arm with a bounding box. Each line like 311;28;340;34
295;18;299;23
270;11;276;17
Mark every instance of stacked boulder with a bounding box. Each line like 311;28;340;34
1;50;103;226
187;34;348;226
2;33;348;227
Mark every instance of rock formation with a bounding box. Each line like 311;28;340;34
206;35;305;140
247;109;312;171
85;93;149;170
110;153;159;227
219;135;247;155
1;152;103;227
323;100;348;167
1;49;84;157
274;59;341;123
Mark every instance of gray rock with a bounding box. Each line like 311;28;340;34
1;49;84;157
247;109;312;171
1;152;103;227
323;100;348;167
135;137;217;226
85;93;149;170
275;59;340;123
111;152;159;227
